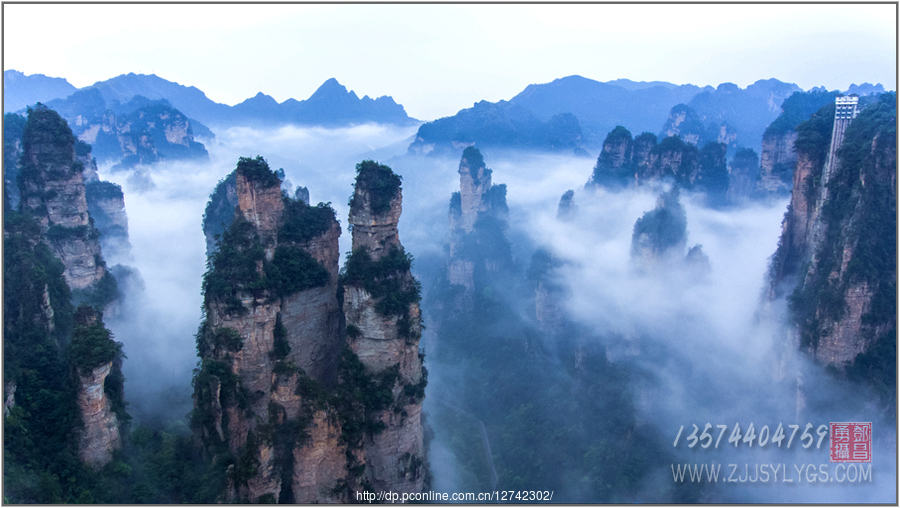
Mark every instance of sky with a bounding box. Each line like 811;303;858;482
3;3;897;121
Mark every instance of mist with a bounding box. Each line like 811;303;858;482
383;147;895;503
95;123;418;428
93;124;893;503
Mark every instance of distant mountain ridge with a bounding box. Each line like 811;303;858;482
4;71;418;129
227;78;416;127
409;75;891;156
3;70;77;112
510;75;710;144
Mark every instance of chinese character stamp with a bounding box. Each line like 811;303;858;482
830;422;871;463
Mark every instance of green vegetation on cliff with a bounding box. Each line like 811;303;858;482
203;209;334;314
236;155;281;188
20;104;77;169
68;305;124;375
765;90;839;136
462;145;486;173
349;159;401;215
590;126;634;188
631;187;688;258
787;93;896;407
202;215;264;313
202;171;238;250
279;199;336;243
792;102;836;169
269;245;330;296
343;245;421;320
4;212;139;503
4;211;80;503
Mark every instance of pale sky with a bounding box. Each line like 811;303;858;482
3;3;897;121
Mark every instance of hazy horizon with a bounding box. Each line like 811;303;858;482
4;3;896;121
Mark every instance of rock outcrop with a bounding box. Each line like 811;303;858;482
193;156;426;502
203;168;309;256
76;361;122;469
659;104;706;146
70;306;125;470
556;189;577;221
3;382;16;417
16;105;115;303
726;148;760;202
343;160;426;493
768;93;896;368
630;187;710;273
758;131;797;195
447;147;511;307
85;180;131;262
451;147;494;234
527;248;564;336
588;126;728;201
630;187;688;264
194;156;345;503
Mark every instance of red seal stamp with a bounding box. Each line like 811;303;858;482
830;422;871;463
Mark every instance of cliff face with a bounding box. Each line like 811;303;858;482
452;147;494;234
527;249;564;336
85;180;131;261
556;189;577;221
726;148;760;202
589;126;727;202
194;157;345;503
769;93;896;369
4;112;27;210
203;171;239;255
17;105;111;295
588;126;638;187
69;305;126;470
447;147;511;306
343;160;426;493
194;156;426;502
758;131;797;195
348;174;402;260
659;104;704;146
76;361;121;469
631;132;656;174
757;90;840;197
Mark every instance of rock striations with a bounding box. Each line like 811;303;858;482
768;93;896;369
69;306;126;470
193;156;425;503
194;156;343;502
4;105;128;476
757;130;798;195
16;105;117;308
343;160;426;493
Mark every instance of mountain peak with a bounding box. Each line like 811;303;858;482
308;78;353;101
